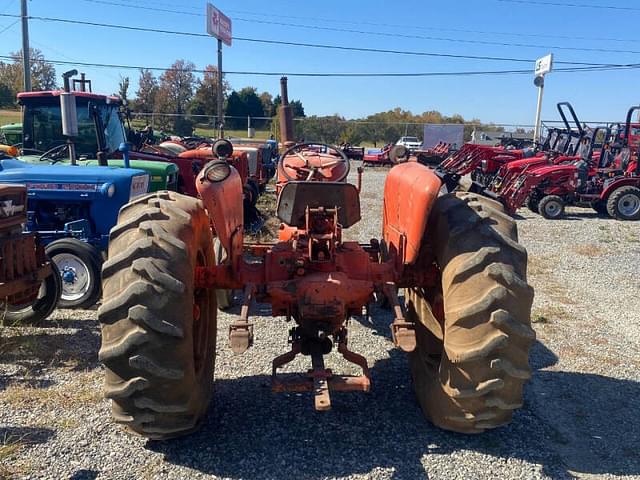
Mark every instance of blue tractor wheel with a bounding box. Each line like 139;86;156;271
46;239;103;309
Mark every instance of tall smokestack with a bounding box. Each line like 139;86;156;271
278;77;295;146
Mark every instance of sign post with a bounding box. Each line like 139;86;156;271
206;3;232;137
533;54;553;144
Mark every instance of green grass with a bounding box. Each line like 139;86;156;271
0;109;21;127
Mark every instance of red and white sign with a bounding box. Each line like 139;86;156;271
206;3;232;46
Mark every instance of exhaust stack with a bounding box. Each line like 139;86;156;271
278;77;295;147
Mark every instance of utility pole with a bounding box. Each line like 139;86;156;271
21;0;31;92
217;38;224;137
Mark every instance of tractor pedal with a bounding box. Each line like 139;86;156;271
229;284;255;354
229;322;254;354
391;321;417;352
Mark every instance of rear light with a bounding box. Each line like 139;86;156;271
204;161;231;183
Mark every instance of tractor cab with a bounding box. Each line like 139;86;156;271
20;90;125;161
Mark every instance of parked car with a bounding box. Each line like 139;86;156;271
396;136;422;152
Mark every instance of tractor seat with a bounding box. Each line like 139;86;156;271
276;181;361;228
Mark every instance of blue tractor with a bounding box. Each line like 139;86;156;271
0;153;149;309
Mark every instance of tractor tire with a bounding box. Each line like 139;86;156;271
525;194;540;214
406;192;535;433
606;186;640;221
593;201;608;216
213;238;233;311
2;263;62;326
248;179;260;207
46;239;103;309
98;191;217;440
538;195;565;220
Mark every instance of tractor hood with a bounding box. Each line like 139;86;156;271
505;157;547;172
527;163;577;176
0;158;147;184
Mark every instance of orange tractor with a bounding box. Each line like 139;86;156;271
98;79;535;439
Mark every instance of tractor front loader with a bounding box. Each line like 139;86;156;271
98;79;535;440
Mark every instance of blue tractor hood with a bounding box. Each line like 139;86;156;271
0;158;147;184
0;157;150;247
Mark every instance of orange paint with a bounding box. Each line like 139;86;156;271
382;162;442;265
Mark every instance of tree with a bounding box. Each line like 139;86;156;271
274;95;305;117
259;92;274;118
224;87;266;129
118;76;130;103
154;60;196;134
133;69;159;114
0;48;56;106
189;65;229;119
156;59;196;115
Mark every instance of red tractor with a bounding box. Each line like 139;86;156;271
1;184;61;324
489;103;594;195
97;79;535;440
498;106;640;221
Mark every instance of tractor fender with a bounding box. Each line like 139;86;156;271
196;162;244;270
600;177;640;201
382;162;442;266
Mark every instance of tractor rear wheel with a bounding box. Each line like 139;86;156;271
406;192;534;433
98;192;217;440
538;195;565;220
607;186;640;221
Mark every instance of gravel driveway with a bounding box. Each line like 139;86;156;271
1;166;639;480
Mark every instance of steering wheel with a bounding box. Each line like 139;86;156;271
279;142;350;182
39;144;70;164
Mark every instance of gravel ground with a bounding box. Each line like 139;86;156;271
1;164;639;480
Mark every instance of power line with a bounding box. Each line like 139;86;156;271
78;0;639;45
496;0;640;11
0;13;628;68
0;18;18;35
2;54;639;78
73;1;640;55
225;9;637;44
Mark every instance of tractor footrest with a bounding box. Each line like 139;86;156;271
229;322;254;355
391;321;417;352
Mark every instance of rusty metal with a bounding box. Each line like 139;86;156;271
229;284;255;354
0;184;53;304
278;77;295;146
190;80;446;412
271;327;370;411
384;283;417;353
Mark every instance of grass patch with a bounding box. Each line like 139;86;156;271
573;244;605;257
0;109;21;127
528;255;553;276
532;305;572;324
1;376;102;409
247;187;280;243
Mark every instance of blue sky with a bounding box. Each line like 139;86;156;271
1;0;639;126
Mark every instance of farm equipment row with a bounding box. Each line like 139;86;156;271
0;71;277;321
431;102;640;221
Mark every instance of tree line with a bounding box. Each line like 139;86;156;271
125;59;305;135
0;54;506;144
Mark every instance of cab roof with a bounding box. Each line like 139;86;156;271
17;90;121;104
